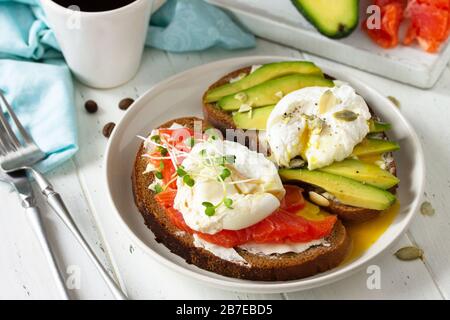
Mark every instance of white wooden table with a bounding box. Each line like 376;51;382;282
1;39;449;300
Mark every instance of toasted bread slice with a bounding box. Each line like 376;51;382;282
132;117;350;281
202;67;398;223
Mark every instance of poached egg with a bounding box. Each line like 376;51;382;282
174;138;285;235
266;83;371;170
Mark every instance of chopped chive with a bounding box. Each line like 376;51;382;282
200;149;207;157
155;171;163;179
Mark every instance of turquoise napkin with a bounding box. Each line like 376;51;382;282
0;0;255;172
148;0;256;52
0;59;77;173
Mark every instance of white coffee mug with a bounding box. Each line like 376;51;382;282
40;0;163;88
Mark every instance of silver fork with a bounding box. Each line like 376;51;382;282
0;168;69;299
0;91;127;300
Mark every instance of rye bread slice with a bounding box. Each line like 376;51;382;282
132;117;350;281
202;67;398;223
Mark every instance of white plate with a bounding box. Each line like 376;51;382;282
104;56;425;293
207;0;450;89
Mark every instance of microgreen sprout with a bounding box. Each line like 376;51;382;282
176;166;187;177
219;168;231;181
157;146;168;156
224;198;233;209
183;174;195;187
225;155;236;164
150;135;161;143
202;202;216;216
185;137;195;148
154;184;163;194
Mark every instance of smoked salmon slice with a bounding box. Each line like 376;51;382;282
156;186;337;248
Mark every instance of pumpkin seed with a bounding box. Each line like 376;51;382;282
275;91;284;99
319;90;338;114
333;110;359;121
289;158;306;168
420;201;435;216
394;246;424;261
238;103;252;113
309;191;330;207
387;96;400;108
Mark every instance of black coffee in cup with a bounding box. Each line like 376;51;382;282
52;0;137;12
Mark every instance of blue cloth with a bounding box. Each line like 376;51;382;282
0;59;77;173
0;0;255;172
148;0;256;52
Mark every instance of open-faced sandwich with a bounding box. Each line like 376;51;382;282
203;61;400;223
132;60;400;281
132;117;350;281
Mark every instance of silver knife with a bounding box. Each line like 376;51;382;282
0;169;69;299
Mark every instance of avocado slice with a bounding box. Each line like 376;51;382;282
233;105;275;130
233;107;392;133
352;138;400;157
205;61;323;103
291;0;359;39
218;74;334;111
279;169;396;210
319;159;399;189
368;120;392;133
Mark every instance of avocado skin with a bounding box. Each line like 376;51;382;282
291;0;359;39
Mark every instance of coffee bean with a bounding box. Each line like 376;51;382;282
103;122;115;138
84;100;98;113
119;98;134;110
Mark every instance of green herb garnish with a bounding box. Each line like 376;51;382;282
155;171;163;179
224;198;233;209
183;175;195;187
219;168;231;181
150;135;161;143
157;146;168;156
185;137;195;147
225;155;236;164
176;166;187;177
154;184;163;194
202;202;216;216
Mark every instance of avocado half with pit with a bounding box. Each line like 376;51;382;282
291;0;359;39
